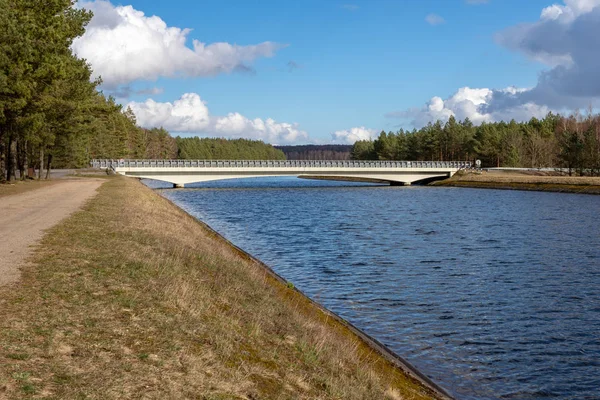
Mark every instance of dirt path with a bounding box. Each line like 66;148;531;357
0;179;104;286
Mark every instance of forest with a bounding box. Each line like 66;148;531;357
0;0;153;181
275;145;352;160
177;137;285;160
0;0;282;182
351;114;600;175
0;0;175;180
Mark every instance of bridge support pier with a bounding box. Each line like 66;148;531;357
173;183;185;189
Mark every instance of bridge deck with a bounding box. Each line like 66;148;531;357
92;159;471;187
93;159;471;169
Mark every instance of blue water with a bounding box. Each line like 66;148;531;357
152;177;600;399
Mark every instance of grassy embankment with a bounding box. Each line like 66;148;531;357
0;176;441;399
433;170;600;195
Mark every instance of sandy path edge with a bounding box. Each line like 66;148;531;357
0;179;104;286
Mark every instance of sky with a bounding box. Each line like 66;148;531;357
72;0;600;144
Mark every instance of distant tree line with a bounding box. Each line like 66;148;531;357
176;137;285;160
352;113;600;175
275;145;352;160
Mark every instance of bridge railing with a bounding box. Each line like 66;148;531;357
91;159;472;169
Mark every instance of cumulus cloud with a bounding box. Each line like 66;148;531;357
73;0;284;88
390;0;600;127
495;0;600;101
129;93;210;132
391;87;551;128
331;127;377;144
127;93;308;144
425;14;445;25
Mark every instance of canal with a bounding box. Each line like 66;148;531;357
154;178;600;399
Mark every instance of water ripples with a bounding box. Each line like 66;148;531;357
157;178;600;400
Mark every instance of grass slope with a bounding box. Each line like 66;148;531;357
0;176;437;400
433;171;600;195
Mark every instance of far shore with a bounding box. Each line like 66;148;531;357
432;170;600;195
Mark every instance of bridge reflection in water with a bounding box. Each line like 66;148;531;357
92;159;472;188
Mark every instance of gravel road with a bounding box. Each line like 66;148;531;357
0;179;103;286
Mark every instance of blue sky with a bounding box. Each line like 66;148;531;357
73;0;600;143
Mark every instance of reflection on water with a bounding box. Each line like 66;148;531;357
152;177;600;400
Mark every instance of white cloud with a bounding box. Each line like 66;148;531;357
393;0;600;127
425;14;445;25
127;93;308;144
129;93;210;132
540;4;565;20
331;127;377;144
73;1;284;88
495;0;600;100
388;87;551;128
213;114;307;144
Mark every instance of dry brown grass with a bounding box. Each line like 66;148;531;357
0;180;60;198
434;171;600;194
0;176;439;399
451;170;600;185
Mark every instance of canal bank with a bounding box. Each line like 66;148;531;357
157;185;453;400
0;176;447;399
161;177;600;399
432;170;600;194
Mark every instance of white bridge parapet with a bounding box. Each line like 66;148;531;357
92;159;471;188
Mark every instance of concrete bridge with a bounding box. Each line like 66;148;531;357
92;159;471;188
